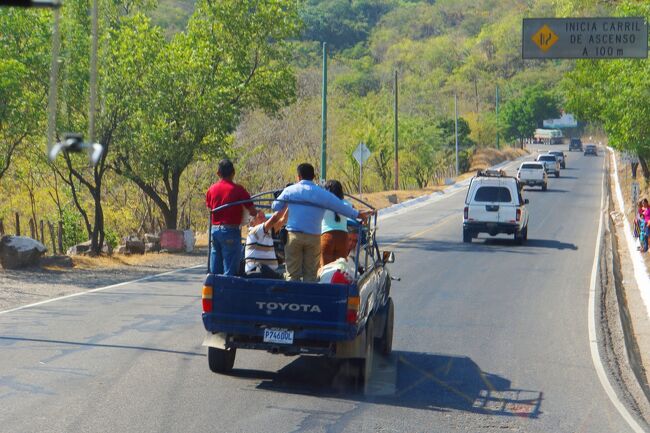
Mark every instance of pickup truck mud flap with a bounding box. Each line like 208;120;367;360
333;327;367;359
202;332;227;349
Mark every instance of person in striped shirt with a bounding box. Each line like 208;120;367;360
245;209;288;275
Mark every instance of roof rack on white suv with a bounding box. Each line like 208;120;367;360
476;169;508;178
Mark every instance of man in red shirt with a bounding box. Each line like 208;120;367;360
206;159;257;275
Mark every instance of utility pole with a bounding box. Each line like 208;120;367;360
454;93;459;177
320;42;327;181
88;0;98;143
495;85;500;150
46;9;61;153
393;70;399;190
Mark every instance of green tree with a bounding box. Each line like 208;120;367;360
0;10;50;181
112;0;301;229
501;86;559;146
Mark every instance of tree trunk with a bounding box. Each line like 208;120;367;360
639;156;650;180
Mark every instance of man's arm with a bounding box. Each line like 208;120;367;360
271;189;289;212
319;189;359;219
264;208;288;233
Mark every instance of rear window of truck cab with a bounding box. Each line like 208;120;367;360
473;186;512;203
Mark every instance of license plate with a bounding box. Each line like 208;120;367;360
263;328;294;345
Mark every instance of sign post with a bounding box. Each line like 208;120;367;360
522;17;648;59
353;142;372;197
632;181;640;207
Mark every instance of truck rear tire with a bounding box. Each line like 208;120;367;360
379;298;394;356
514;230;524;245
359;321;375;394
555;171;560;178
542;183;547;191
463;228;472;243
208;347;236;373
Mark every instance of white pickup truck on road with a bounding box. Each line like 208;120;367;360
536;154;560;178
463;170;530;245
517;162;548;191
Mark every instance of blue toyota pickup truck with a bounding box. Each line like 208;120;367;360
201;193;395;389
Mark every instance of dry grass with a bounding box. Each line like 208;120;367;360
469;147;529;172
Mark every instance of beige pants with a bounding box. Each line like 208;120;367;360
285;232;321;282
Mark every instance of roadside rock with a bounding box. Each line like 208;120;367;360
145;242;161;253
67;240;112;256
67;240;92;256
124;236;145;255
0;235;47;269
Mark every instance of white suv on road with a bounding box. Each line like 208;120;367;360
463;170;530;245
536;154;560;178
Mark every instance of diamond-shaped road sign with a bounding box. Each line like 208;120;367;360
532;24;558;52
353;142;371;165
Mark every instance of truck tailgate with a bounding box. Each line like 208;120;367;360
203;275;351;336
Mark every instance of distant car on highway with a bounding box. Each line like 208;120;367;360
547;150;566;169
463;169;529;245
536;154;561;178
584;144;598;156
517;162;548;191
569;137;583;152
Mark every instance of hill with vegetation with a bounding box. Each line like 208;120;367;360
1;0;642;255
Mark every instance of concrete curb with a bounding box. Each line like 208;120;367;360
609;147;650;319
377;155;528;220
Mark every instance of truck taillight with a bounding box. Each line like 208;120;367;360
463;206;468;220
516;208;522;222
202;285;213;313
346;296;360;324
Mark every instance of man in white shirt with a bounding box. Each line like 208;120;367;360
245;209;287;276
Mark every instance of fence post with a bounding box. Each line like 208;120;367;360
58;221;63;253
29;218;35;239
15;213;20;236
48;221;56;254
0;218;4;236
40;220;45;245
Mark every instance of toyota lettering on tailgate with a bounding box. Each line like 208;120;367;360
256;302;322;313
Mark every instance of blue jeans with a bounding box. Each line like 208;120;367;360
210;226;242;276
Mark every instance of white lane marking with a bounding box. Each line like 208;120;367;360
0;264;205;316
588;159;646;433
609;148;650;317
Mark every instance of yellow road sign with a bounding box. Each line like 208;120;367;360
532;25;559;52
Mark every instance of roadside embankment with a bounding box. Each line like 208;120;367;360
605;149;650;424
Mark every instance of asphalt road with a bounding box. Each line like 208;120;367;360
0;145;641;432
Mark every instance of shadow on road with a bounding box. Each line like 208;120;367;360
381;237;576;253
555;175;578;180
525;188;569;193
240;351;543;419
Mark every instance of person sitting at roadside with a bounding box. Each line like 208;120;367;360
206;159;257;276
244;209;288;278
320;180;351;268
271;163;371;282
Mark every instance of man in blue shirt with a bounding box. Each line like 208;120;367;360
272;163;370;282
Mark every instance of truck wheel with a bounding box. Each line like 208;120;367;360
522;226;528;241
514;230;524;245
208;347;236;373
555;171;560;178
359;321;375;394
542;183;547;191
463;228;472;243
379;298;394;356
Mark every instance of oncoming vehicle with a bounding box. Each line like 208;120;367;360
536;154;560;178
569;137;583;152
201;192;395;392
584;144;598;156
463;170;530;245
517;162;548;191
547;150;566;169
